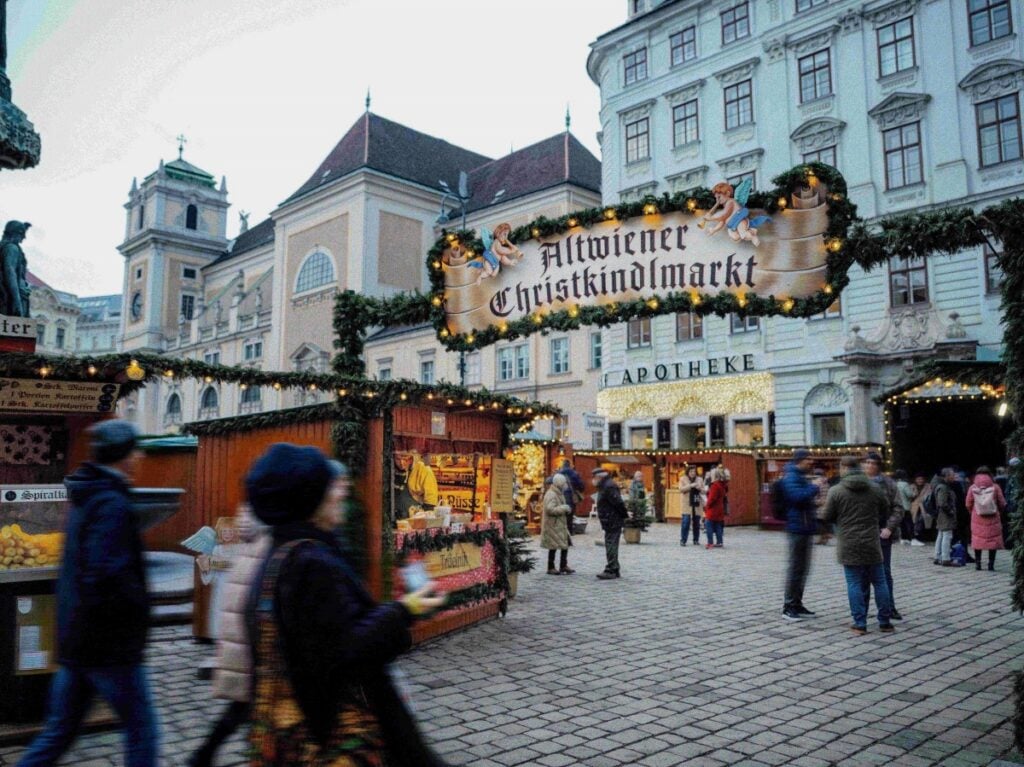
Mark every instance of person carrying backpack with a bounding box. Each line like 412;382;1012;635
967;466;1007;571
780;449;820;621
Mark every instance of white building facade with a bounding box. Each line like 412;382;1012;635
587;0;1019;458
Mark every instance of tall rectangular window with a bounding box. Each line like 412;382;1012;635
180;293;195;320
977;94;1022;167
465;352;481;386
623;48;648;85
419;359;435;385
497;348;514;381
676;312;703;341
812;413;847;444
724;80;753;130
721;2;751;44
730;314;759;333
877;18;915;77
796;0;827;11
203;351;220;365
590;332;603;369
378;366;392;381
55;327;65;350
550;337;570;375
889;256;929;306
670;26;697;66
553;416;570;443
244;341;263;360
883;122;922;190
515;344;530;379
803;146;837;167
625;118;650;163
627;318;652;348
672;100;699;146
798;49;832;103
984;243;1005;293
969;0;1013;45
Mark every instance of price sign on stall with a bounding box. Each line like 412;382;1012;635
490;458;515;514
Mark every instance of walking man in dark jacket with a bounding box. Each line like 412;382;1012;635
863;451;904;619
19;420;157;767
782;449;820;621
593;468;627;580
824;456;894;634
559;459;585;537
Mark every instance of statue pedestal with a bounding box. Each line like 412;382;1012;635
0;315;36;353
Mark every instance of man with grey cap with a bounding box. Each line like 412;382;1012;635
19;419;157;767
593;467;628;579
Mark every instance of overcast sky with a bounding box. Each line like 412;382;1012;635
4;0;622;297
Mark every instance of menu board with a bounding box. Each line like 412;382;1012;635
490;458;514;514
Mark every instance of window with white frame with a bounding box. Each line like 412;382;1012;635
590;332;603;369
731;314;759;333
55;325;65;350
670;26;697;66
733;418;764;446
724;80;753;130
883;122;923;189
877;17;914;77
889;256;929;306
630;426;654;449
968;0;1012;46
625;118;650;163
465;352;481;386
672;100;699;146
378;366;392;381
182;266;198;281
976;94;1022;167
627;318;652;348
498;345;530;381
515;344;530;379
203;350;220;365
623;48;648;85
553;416;570;443
676;312;703;341
550;337;570;375
798;49;832;103
295;250;335;294
419;359;435;385
244;340;263;361
721;2;750;44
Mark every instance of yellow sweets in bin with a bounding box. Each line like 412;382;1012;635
0;524;64;570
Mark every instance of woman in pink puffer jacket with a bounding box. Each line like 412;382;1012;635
967;468;1006;572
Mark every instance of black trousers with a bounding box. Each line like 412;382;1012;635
784;533;813;611
190;700;250;767
547;549;568;570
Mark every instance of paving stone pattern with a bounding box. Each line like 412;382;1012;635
2;525;1024;766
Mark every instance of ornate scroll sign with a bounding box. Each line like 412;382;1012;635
430;164;852;346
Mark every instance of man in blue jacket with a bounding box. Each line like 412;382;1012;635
782;448;821;621
19;420;157;767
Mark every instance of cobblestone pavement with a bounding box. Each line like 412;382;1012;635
3;524;1024;766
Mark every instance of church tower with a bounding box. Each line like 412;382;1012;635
118;142;229;354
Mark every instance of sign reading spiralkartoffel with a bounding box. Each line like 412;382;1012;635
0;378;120;413
441;176;833;336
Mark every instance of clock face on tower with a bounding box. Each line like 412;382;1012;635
130;292;143;321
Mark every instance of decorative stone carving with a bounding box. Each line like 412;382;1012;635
863;0;919;26
844;307;962;355
790;117;846;152
805;383;849;409
725;126;757;146
664;79;705;105
785;25;839;56
762;37;785;63
716;148;765;176
867;91;931;128
958;59;1024;103
946;312;967;339
837;8;862;33
969;36;1016;63
714;57;760;84
879;68;919;93
667;166;708;193
618;98;657;122
620;183;657;203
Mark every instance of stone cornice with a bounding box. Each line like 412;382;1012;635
861;0;919;26
713;56;761;85
958;58;1024;102
785;24;840;55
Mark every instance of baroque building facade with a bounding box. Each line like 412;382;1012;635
586;0;1019;457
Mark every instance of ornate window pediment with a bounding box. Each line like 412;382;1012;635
620;183;658;203
785;25;839;55
862;0;919;27
618;99;656;123
804;383;849;410
664;79;705;105
791;117;846;152
667;166;709;193
716;148;764;176
867;91;931;128
958;59;1024;103
714;56;760;84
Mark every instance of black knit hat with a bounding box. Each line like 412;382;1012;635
88;420;138;465
245;443;340;526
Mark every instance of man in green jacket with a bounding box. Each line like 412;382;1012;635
824;456;894;635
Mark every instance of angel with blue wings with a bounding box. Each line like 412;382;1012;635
700;178;771;247
466;222;523;285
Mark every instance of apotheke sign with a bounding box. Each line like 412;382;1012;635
613;354;757;387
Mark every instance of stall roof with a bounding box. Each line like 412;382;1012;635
875;360;1005;404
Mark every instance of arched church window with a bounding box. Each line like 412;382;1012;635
295;250;335;294
199;386;219;417
186;204;198;230
167;393;182;416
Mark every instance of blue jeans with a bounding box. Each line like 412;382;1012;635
862;537;896;611
844;564;892;629
681;512;701;543
18;664;158;767
705;519;724;545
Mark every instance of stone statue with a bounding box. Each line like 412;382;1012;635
0;220;30;317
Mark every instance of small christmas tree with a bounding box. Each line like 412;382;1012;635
506;520;537;574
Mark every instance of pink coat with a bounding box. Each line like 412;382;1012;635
967;474;1006;551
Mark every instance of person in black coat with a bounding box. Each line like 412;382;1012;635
593;468;628;580
19;420;158;767
244;443;446;767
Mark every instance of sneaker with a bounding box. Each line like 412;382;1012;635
890;608;903;620
850;625;868;635
796;606;817;617
879;624;895;633
782;609;803;621
910;540;925;546
706;544;714;550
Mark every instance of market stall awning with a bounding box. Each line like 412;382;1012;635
511;430;550;442
875;360;1005;404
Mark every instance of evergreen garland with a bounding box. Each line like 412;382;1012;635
396;523;510;600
